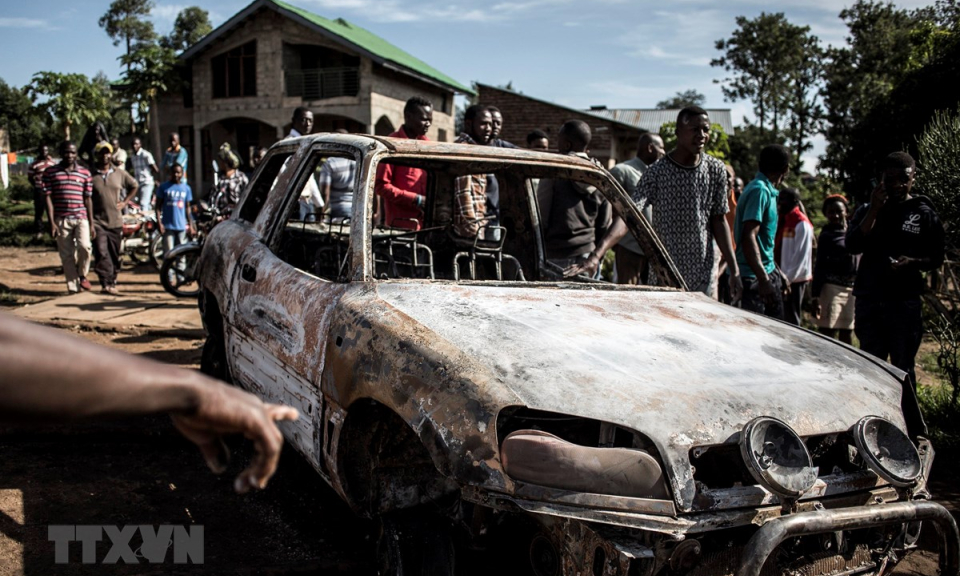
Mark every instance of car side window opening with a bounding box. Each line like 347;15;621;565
237;151;295;224
372;158;643;284
271;151;357;282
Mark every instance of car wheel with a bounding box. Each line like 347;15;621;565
376;509;455;576
200;331;230;383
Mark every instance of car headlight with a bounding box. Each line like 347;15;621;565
853;416;921;487
739;417;818;499
500;429;669;499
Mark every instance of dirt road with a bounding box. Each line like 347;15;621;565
0;245;956;575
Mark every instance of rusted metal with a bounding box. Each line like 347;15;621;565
736;501;960;576
197;133;947;575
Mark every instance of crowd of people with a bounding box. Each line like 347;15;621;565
24;98;947;437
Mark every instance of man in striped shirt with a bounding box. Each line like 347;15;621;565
43;141;95;293
28;144;57;237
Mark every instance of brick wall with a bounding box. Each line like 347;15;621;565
477;84;641;166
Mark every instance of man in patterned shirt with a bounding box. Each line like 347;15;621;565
213;144;249;219
28;144;56;237
634;107;741;300
43;141;95;293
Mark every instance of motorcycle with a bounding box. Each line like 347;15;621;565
159;202;222;298
120;205;164;267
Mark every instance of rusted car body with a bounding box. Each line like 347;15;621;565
197;133;959;575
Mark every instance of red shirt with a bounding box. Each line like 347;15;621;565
376;127;428;230
43;163;92;220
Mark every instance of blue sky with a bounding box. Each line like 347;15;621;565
0;0;934;170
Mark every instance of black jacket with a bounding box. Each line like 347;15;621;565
812;223;858;298
846;195;945;301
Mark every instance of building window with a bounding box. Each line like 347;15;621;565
282;43;360;100
212;41;257;98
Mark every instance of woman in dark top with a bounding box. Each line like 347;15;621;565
812;195;858;344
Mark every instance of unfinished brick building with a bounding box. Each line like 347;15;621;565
155;0;472;192
477;83;732;168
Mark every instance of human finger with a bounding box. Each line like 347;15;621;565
233;416;286;493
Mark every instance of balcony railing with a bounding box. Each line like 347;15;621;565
285;67;360;100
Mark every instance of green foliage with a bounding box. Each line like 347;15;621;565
726;123;785;184
0;174;35;204
0;78;57;152
99;0;156;52
120;42;179;133
820;0;949;183
659;121;730;162
656;90;705;110
162;6;212;52
712;12;823;172
917;107;960;250
27;72;111;140
918;380;960;449
0;185;54;248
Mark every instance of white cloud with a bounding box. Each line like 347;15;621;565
152;4;187;22
301;0;575;23
0;17;52;29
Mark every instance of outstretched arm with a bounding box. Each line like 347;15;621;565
711;214;742;303
0;313;299;493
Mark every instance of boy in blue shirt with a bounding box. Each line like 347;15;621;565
155;163;194;261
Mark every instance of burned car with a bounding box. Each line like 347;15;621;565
197;133;959;575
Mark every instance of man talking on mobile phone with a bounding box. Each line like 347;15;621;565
846;151;945;439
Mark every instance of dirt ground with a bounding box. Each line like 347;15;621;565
1;245;957;575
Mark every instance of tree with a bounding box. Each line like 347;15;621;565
917;107;960;251
0;78;53;151
92;72;133;140
119;42;179;134
656;90;705;109
162;6;212;52
99;0;156;71
820;1;940;181
659;122;731;162
712;12;823;173
100;0;156;134
27;72;111;141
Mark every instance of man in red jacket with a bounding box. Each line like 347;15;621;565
375;96;433;230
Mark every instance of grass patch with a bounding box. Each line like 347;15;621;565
918;382;960;449
0;290;20;305
0;180;55;248
0;212;53;248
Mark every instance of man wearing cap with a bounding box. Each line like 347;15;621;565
90;141;138;295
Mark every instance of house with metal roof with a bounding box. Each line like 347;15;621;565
587;107;734;136
477;83;733;167
155;0;472;189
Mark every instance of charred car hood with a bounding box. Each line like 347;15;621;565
374;283;906;508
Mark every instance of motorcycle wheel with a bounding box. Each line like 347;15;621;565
149;235;165;269
160;247;202;298
129;234;153;265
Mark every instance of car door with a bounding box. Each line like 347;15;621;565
225;142;359;475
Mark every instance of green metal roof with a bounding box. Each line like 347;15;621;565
183;0;473;95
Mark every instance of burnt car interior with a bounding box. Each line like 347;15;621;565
272;151;357;282
254;151;646;285
369;157;629;283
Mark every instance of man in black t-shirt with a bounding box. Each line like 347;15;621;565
846;151;945;437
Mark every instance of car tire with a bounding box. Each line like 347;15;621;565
200;331;230;384
376;509;455;576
